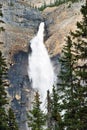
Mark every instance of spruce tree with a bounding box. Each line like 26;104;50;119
70;1;87;129
57;35;78;130
46;90;52;130
0;4;18;130
0;51;8;130
0;4;9;130
8;108;18;130
46;88;63;130
27;91;46;130
57;1;87;129
51;86;62;130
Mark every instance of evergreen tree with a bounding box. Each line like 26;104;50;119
70;1;87;129
0;52;8;106
0;4;8;130
8;108;18;130
57;1;87;129
57;35;78;130
46;90;52;130
46;87;63;130
0;51;8;130
27;91;46;130
51;86;62;130
0;4;18;130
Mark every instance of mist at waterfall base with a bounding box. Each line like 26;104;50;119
28;22;55;110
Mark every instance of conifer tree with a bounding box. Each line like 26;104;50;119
27;91;46;130
8;108;18;130
46;90;52;130
70;1;87;129
46;88;63;130
0;51;9;130
57;35;78;130
57;1;87;129
0;4;9;130
0;4;18;130
0;52;8;107
51;86;62;130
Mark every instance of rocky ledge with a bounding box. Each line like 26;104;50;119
0;1;84;130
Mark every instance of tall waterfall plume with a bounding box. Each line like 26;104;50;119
28;22;55;109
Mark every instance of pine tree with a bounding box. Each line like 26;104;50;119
46;90;52;130
8;108;18;130
57;1;87;129
46;88;63;130
70;1;87;129
0;4;18;130
0;4;9;130
0;51;9;130
51;86;62;130
27;91;46;130
57;35;78;130
0;52;8;106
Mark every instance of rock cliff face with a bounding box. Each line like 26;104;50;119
0;0;84;130
1;1;84;59
43;1;84;56
0;1;43;130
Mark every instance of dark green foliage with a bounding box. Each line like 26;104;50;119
0;53;19;130
0;20;5;23
57;1;87;130
0;3;7;107
0;4;3;17
0;4;18;130
0;108;8;130
8;108;18;130
38;0;79;11
0;4;8;130
0;27;5;32
0;10;3;17
46;87;63;130
27;92;46;130
0;52;8;106
0;31;8;130
0;4;4;43
70;1;87;129
71;1;87;38
0;42;8;130
57;35;78;130
46;90;52;130
38;1;47;11
38;0;62;11
51;86;63;130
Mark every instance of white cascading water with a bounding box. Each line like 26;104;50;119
28;22;55;110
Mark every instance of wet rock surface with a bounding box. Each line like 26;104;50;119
0;0;84;130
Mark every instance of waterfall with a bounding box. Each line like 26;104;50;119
28;22;55;110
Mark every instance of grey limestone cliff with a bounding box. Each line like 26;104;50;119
0;0;84;130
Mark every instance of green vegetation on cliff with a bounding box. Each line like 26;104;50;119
27;92;46;130
38;0;80;11
0;4;18;130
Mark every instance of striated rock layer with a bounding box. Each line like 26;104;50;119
43;1;84;56
0;0;85;130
